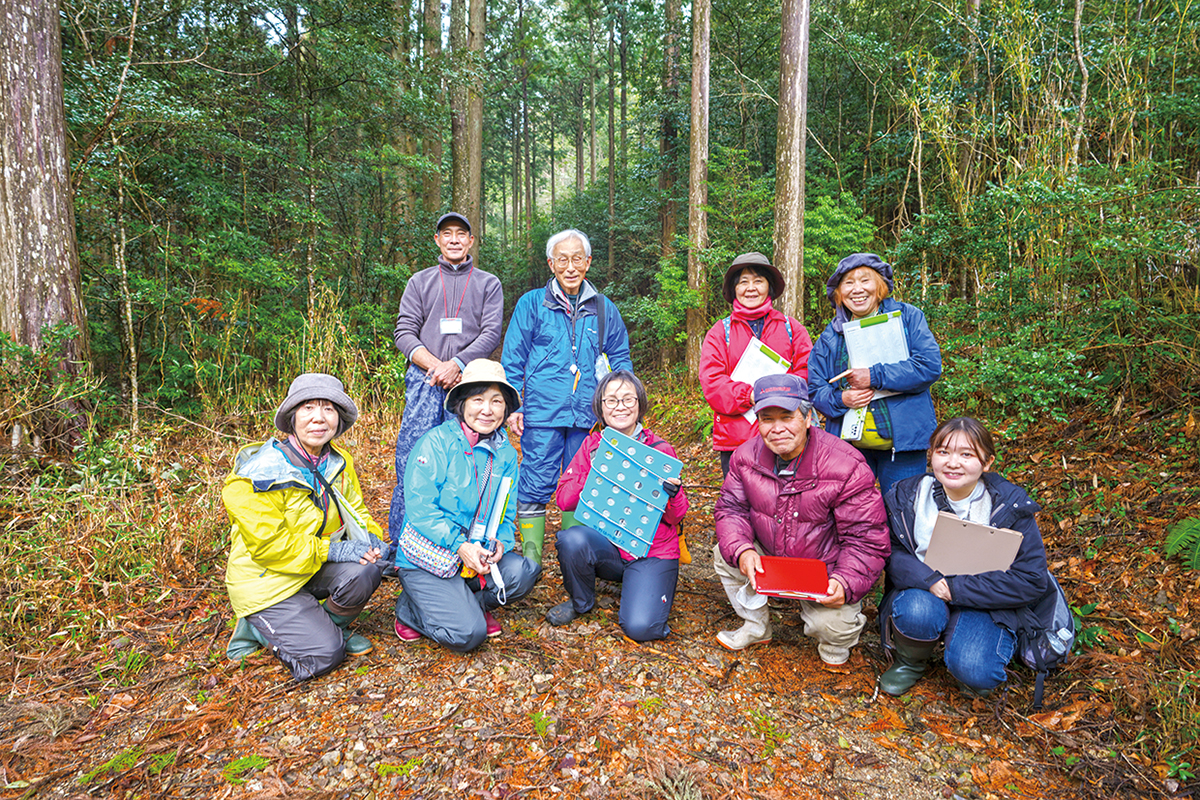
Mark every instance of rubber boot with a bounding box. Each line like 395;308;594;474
325;609;374;657
227;617;268;661
713;543;772;650
520;514;547;565
879;623;938;696
559;510;576;530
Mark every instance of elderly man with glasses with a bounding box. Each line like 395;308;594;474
501;229;633;564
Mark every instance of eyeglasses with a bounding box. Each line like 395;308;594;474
553;255;588;267
602;395;638;409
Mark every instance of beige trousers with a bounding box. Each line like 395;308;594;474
712;542;866;659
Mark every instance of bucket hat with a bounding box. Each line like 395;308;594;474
274;373;358;435
722;252;785;303
444;359;522;414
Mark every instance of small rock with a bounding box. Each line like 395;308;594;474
320;750;341;768
279;735;303;752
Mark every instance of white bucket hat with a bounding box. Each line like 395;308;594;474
444;359;522;414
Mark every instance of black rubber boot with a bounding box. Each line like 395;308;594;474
879;623;938;696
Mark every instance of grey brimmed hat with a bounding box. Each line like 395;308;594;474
444;359;522;414
274;373;359;435
722;252;785;303
752;374;810;414
436;211;472;232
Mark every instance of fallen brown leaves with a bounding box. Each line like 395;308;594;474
1;400;1197;799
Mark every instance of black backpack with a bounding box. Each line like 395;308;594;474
1013;572;1076;710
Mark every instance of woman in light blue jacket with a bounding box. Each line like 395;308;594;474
809;253;942;496
392;360;541;651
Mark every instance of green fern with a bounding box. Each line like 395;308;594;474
1165;517;1200;570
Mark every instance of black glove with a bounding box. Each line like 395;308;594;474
662;480;682;498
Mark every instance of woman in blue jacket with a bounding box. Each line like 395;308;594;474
392;360;541;652
808;253;941;496
879;417;1049;696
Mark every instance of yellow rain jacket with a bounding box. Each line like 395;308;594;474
222;439;383;618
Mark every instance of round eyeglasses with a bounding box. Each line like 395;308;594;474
602;395;638;409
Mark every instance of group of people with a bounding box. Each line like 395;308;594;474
221;212;1058;702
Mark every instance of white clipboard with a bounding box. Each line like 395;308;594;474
840;311;907;441
924;511;1022;576
729;336;789;424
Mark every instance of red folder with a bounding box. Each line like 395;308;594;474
755;556;830;600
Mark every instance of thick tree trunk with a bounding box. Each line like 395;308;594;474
0;0;88;365
422;0;443;214
773;0;810;324
660;0;681;272
467;0;484;257
686;0;711;380
450;0;469;212
619;6;628;172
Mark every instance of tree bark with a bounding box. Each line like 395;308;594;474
449;0;469;212
0;0;88;363
422;0;443;214
575;80;585;193
773;0;811;324
607;17;616;281
686;0;711;380
467;0;484;257
660;0;681;275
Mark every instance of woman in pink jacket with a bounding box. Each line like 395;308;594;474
700;252;812;476
545;371;689;641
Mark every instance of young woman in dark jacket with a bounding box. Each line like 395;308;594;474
879;417;1049;696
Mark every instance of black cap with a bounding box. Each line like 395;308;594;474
436;212;472;233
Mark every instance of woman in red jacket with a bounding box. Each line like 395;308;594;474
700;252;812;476
545;371;689;641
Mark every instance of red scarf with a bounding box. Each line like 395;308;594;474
730;297;774;323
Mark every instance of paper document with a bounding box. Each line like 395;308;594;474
840;311;908;441
729;336;790;424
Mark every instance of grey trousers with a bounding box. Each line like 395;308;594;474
394;551;541;653
246;560;384;681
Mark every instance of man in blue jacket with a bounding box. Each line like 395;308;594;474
501;229;633;564
385;212;504;575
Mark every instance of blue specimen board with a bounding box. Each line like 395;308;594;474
575;428;683;559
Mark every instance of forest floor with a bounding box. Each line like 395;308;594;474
2;398;1199;800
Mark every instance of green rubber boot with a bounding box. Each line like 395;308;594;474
879;626;938;696
325;609;374;657
559;510;576;530
227;617;268;661
520;515;547;565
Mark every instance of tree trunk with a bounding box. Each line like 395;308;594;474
1070;0;1089;173
550;109;556;215
450;0;469;212
686;0;711;381
607;18;616;282
660;0;681;284
423;0;443;214
575;80;586;193
112;136;139;431
773;0;810;324
0;0;89;444
619;5;628;172
467;0;485;257
588;11;597;185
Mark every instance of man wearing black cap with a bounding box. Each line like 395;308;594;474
386;213;504;573
713;374;890;663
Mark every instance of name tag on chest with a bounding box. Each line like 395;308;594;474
440;317;463;335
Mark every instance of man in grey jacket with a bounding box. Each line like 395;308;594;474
385;213;504;573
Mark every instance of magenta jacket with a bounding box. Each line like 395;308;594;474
556;428;689;561
714;427;890;603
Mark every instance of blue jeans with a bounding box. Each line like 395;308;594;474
886;588;1015;691
857;449;927;497
555;525;679;642
388;364;449;549
517;426;590;506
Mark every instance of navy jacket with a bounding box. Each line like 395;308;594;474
808;296;941;452
881;472;1049;638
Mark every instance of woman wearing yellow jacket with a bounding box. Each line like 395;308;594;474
223;374;387;680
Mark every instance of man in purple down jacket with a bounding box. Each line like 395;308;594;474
713;374;890;665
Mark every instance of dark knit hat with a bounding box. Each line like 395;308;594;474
274;373;358;435
825;253;894;307
722;252;785;303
